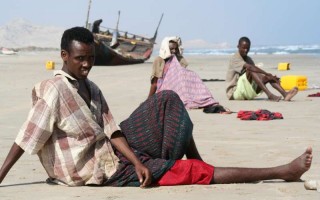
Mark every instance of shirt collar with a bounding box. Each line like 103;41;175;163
54;70;77;81
54;70;80;89
235;51;242;58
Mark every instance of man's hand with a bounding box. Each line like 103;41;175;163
266;73;280;83
135;163;152;188
110;131;153;187
271;75;280;83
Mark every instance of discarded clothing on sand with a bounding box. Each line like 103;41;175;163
307;92;320;97
237;109;283;120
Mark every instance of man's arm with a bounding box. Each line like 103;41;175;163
0;143;25;184
244;63;269;75
110;131;152;187
148;77;158;98
244;63;279;82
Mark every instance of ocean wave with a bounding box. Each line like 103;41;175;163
178;44;320;56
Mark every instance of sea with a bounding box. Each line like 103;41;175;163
1;44;319;57
181;44;320;56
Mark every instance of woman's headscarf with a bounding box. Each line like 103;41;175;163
159;36;184;59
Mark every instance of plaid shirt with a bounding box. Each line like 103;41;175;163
15;70;120;186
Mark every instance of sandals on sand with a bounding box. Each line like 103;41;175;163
203;104;233;114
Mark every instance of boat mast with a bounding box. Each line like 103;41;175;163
85;0;92;29
115;10;120;31
152;13;164;42
111;11;121;48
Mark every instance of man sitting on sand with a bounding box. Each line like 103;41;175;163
149;36;229;113
0;27;312;187
226;36;298;101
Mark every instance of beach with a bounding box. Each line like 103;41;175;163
0;52;319;199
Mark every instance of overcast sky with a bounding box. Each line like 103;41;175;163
1;0;319;48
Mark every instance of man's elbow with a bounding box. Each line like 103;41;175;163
245;65;255;71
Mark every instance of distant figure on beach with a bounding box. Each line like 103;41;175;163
92;19;103;33
226;36;298;101
0;27;313;187
149;36;227;113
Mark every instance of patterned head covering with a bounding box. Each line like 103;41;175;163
159;36;184;59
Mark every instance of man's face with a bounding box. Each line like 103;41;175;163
169;42;178;56
61;40;95;79
238;41;250;58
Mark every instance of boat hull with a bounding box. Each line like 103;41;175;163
94;39;152;66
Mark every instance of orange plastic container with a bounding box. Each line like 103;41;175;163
280;75;307;91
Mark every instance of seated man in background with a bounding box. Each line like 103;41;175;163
226;36;298;101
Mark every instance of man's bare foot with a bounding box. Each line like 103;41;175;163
282;147;313;182
284;87;298;101
268;94;282;102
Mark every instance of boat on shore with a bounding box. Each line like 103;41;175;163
89;13;163;66
85;1;163;66
1;47;17;55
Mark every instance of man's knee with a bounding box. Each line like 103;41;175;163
159;90;180;101
245;71;256;83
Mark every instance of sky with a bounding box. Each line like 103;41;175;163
1;0;320;48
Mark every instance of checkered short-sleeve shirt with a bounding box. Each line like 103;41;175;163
15;70;120;186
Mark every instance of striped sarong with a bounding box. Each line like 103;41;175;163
156;56;218;109
104;90;193;186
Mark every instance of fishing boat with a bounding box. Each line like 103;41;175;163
85;1;163;66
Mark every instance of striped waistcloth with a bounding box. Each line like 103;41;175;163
104;90;194;186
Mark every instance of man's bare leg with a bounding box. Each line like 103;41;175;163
212;147;312;184
247;71;281;101
284;87;299;101
270;82;299;101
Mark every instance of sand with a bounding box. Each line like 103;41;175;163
0;52;319;199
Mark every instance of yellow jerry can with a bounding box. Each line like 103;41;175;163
280;75;308;91
46;61;55;70
278;63;290;71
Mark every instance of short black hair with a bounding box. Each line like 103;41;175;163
60;27;94;52
238;36;251;45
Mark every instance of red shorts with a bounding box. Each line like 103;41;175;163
156;159;214;186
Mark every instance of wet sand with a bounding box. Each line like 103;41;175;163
0;52;319;199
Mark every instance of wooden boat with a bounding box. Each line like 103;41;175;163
86;1;163;66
